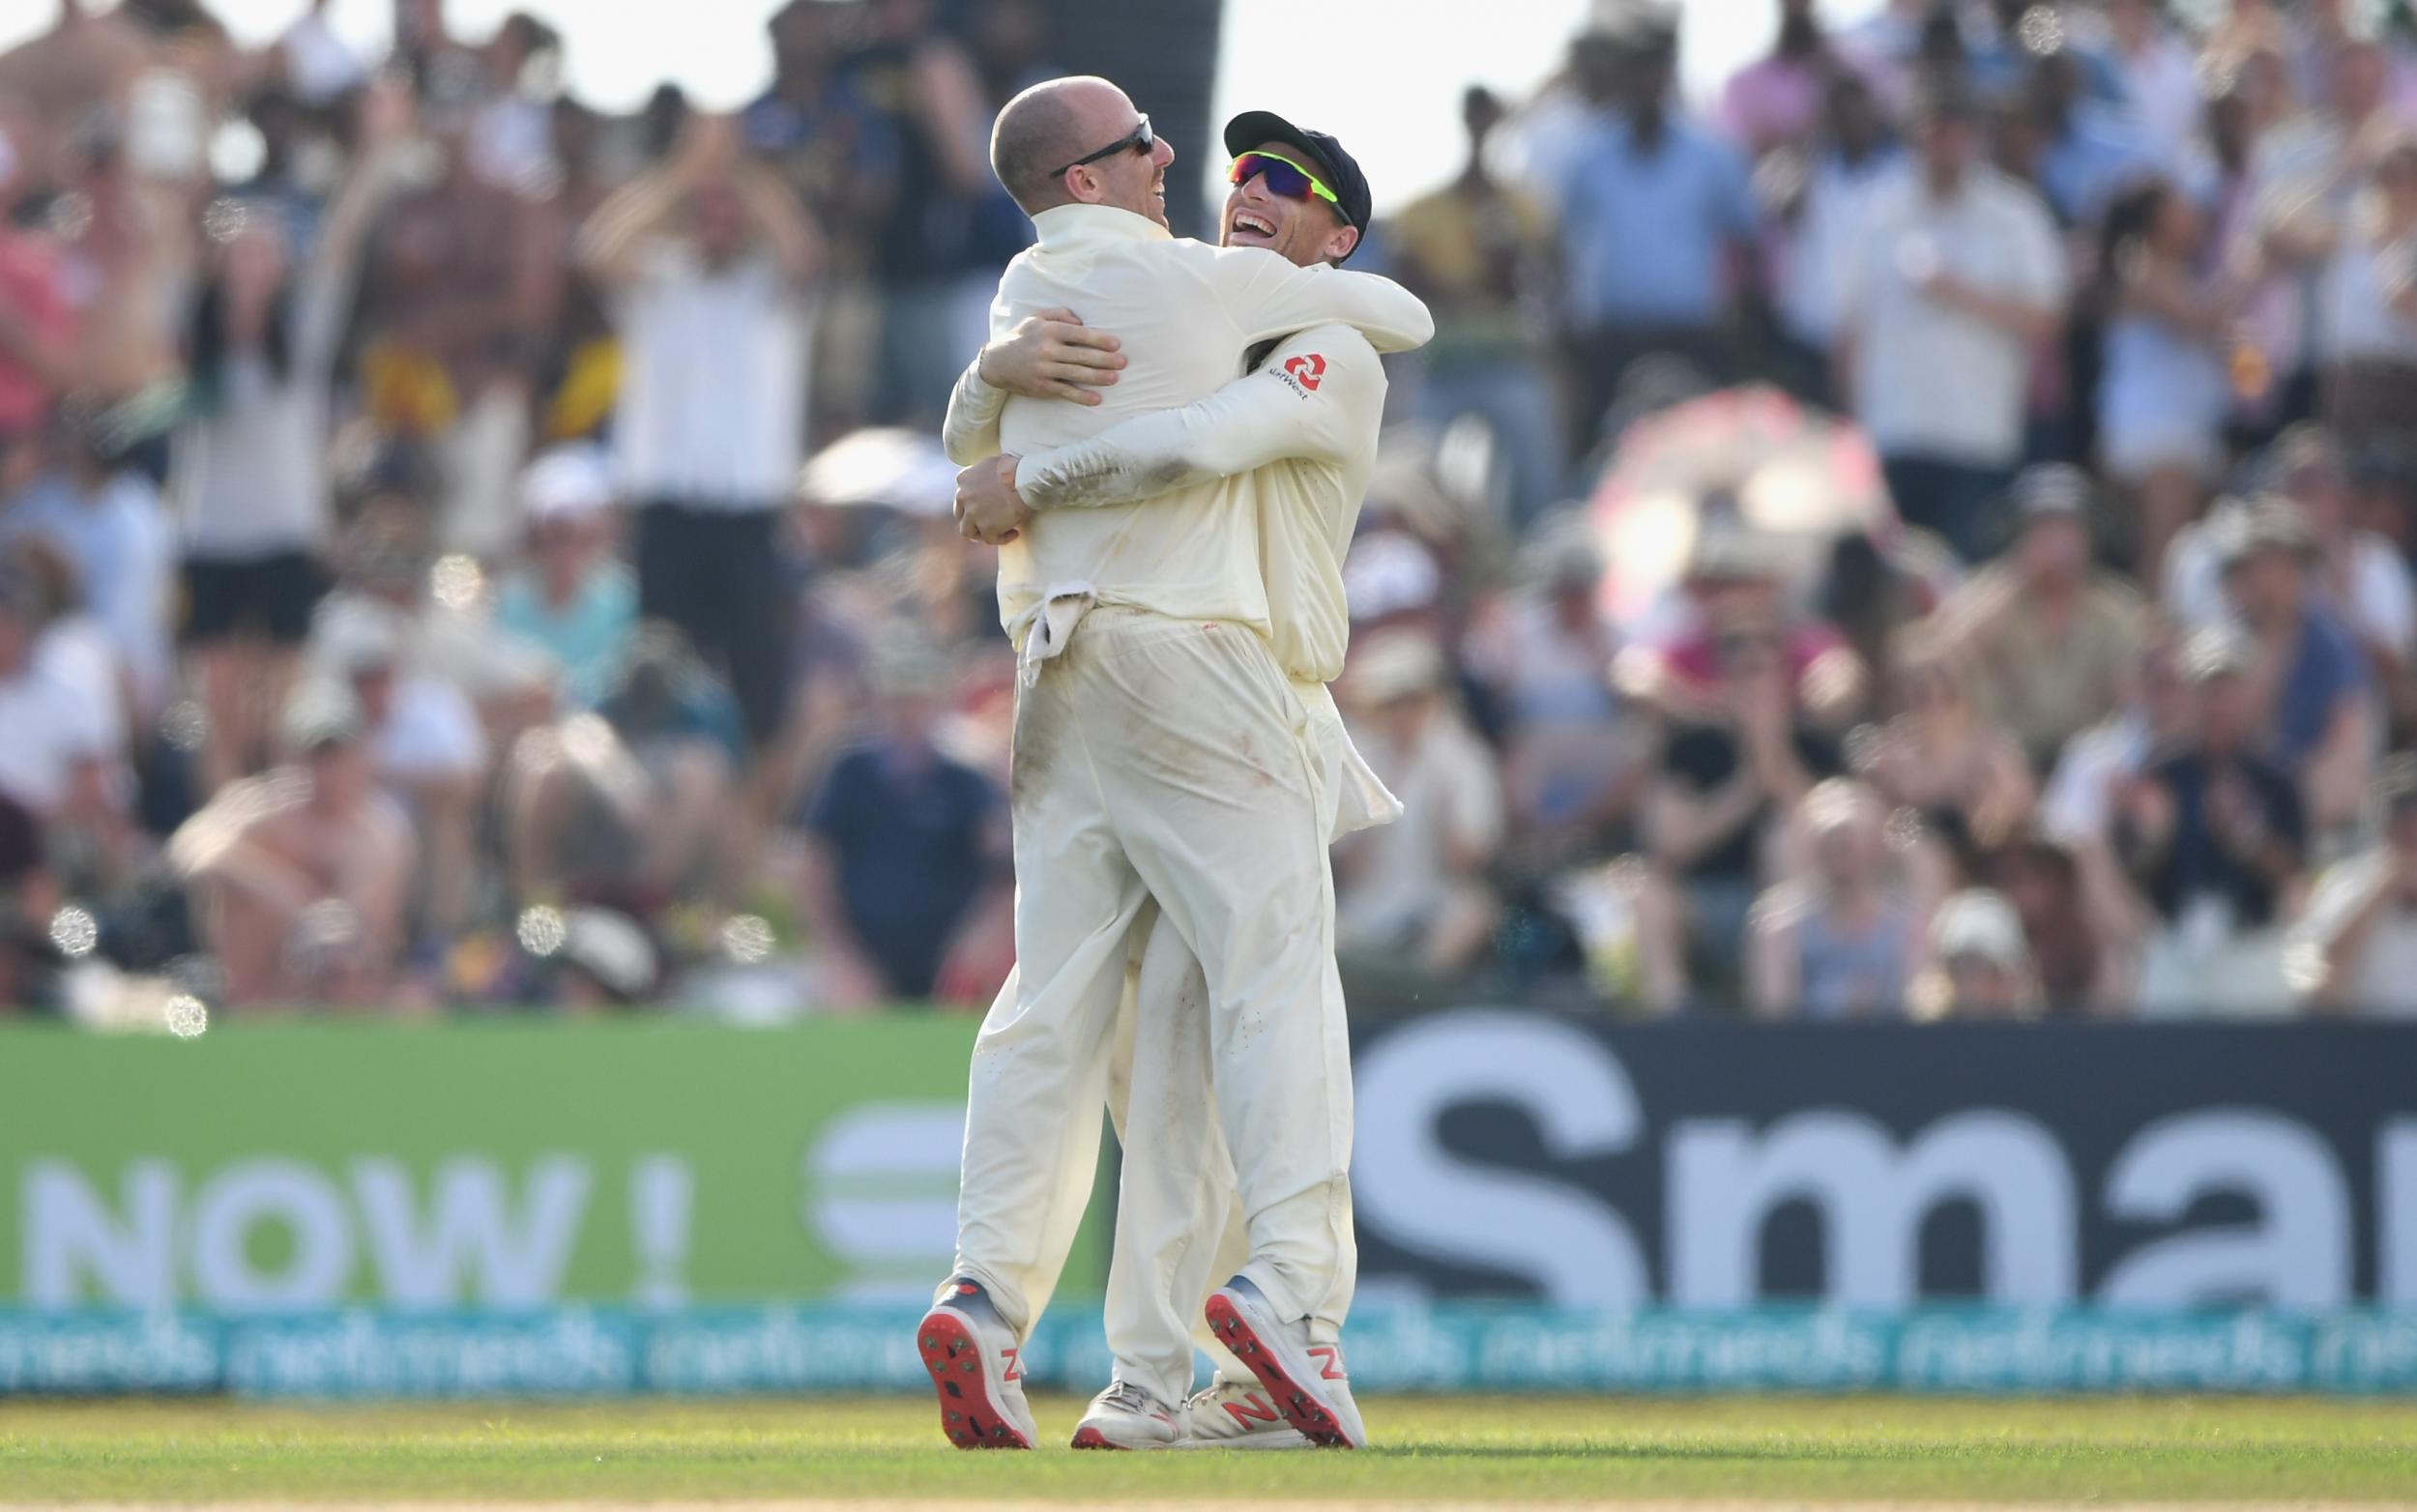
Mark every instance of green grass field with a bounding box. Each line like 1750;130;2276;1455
6;1396;2417;1505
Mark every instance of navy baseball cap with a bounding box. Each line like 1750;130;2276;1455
1222;110;1373;258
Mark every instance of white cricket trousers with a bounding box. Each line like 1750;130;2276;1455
948;607;1355;1356
1098;662;1390;1406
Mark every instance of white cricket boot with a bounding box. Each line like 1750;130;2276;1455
1069;1379;1182;1450
1202;1277;1367;1449
915;1278;1037;1449
1174;1378;1314;1449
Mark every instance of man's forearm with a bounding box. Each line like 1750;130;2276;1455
1224;255;1435;354
941;360;1007;466
1937;279;2058;344
576;164;690;280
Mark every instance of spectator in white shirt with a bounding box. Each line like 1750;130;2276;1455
1;416;171;722
1769;71;1899;407
0;553;135;902
2290;753;2417;1015
2316;132;2417;459
0;560;117;834
1837;85;2066;561
2102;0;2210;172
579;113;824;747
309;596;486;944
1335;632;1503;979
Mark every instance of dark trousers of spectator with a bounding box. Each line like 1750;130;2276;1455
1879;453;2015;564
1566;323;1730;460
1763;329;1836;412
636;502;793;746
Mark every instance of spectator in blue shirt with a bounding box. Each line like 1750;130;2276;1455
494;445;637;712
2024;49;2160;229
800;644;1004;1007
2218;497;2375;837
1964;0;2128;111
1552;17;1760;453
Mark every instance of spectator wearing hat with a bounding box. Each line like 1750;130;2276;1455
2270;429;2417;737
1836;84;2066;563
1983;832;2139;1012
797;644;1004;1008
1334;631;1504;983
1857;630;2036;867
1933;465;2145;770
309;596;487;940
2288;754;2417;1014
494;444;637;712
168;680;418;1008
2166;431;2415;672
1746;777;1941;1020
2217;496;2375;835
1551;15;1761;451
2116;626;2307;1016
1909;887;2043;1020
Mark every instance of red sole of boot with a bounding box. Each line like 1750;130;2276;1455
1069;1426;1126;1450
1204;1294;1355;1448
916;1309;1031;1449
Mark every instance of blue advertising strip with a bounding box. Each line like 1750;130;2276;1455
5;1307;2417;1397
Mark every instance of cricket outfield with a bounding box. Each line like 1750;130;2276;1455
5;1394;2415;1507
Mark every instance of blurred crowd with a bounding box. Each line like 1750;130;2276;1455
12;0;2417;1024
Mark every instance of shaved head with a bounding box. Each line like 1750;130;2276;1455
991;75;1130;215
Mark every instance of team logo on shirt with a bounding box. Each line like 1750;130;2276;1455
1281;352;1327;392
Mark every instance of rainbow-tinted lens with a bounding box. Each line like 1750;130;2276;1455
1229;151;1339;206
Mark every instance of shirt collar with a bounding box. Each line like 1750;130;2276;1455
1031;204;1174;248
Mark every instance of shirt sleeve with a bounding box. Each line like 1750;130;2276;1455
2293;852;2389;950
940;357;1008;466
1012;329;1379;510
1199;245;1436;354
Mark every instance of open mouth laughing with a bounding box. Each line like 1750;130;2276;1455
1230;208;1278;244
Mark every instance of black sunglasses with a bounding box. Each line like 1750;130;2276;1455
1053;114;1153;178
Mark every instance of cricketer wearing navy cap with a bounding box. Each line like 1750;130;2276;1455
1220;109;1375;259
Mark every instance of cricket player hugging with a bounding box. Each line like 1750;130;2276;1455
911;73;1431;1453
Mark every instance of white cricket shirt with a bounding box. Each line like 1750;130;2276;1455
1001;324;1383;686
943;205;1431;647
